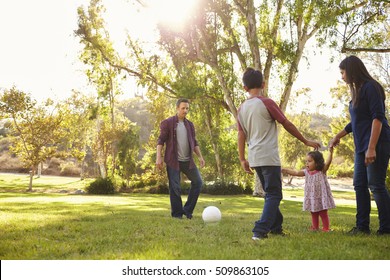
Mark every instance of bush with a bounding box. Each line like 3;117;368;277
148;183;169;194
60;162;81;176
86;177;116;194
203;181;248;195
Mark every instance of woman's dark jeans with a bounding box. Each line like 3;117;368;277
353;143;390;232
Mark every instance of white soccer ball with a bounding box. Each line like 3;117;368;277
202;206;222;223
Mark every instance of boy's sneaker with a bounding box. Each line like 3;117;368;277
252;233;268;241
347;227;370;235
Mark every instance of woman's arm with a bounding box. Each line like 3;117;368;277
329;129;348;148
365;118;382;166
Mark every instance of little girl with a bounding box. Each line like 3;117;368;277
282;148;336;232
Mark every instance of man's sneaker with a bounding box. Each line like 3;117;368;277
347;227;370;235
252;233;268;241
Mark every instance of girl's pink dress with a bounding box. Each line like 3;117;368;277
303;169;336;212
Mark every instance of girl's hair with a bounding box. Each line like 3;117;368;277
307;151;325;171
242;67;263;89
339;55;385;107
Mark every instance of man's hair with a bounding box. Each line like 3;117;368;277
242;67;263;89
176;98;190;107
307;151;325;171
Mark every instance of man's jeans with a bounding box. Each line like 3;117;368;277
353;142;390;232
252;166;283;234
167;161;203;218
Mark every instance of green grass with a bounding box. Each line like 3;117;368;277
0;173;389;260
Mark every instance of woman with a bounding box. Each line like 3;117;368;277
330;55;390;235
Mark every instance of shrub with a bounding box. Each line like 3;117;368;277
203;181;247;195
148;183;169;194
60;162;81;176
86;177;116;194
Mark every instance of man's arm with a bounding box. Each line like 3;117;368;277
156;144;164;170
194;146;205;168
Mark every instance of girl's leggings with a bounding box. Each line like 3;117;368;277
310;210;330;231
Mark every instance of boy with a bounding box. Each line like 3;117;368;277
237;67;321;240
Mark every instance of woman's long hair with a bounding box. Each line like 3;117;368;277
339;55;385;107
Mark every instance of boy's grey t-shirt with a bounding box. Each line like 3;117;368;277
237;96;287;167
177;120;191;161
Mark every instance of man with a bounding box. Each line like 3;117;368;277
156;98;205;219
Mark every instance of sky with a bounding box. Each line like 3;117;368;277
0;0;343;116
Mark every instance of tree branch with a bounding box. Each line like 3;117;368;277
341;47;390;53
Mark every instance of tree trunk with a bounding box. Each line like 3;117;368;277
28;167;35;192
204;107;223;179
37;162;42;178
279;36;308;112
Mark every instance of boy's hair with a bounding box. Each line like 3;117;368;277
307;151;325;171
242;67;263;89
176;98;190;107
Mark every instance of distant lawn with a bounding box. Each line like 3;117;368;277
0;173;388;260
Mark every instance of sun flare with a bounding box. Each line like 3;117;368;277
148;0;200;29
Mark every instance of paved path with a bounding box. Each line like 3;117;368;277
283;177;354;191
281;177;378;207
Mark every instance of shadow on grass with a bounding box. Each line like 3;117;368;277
0;193;388;260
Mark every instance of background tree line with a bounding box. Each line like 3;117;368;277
0;0;389;191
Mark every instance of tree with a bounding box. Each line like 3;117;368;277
74;0;382;187
117;122;140;185
76;0;126;177
59;91;96;178
335;1;390;53
279;113;319;182
0;88;66;190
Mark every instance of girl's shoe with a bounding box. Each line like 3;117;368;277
309;226;319;231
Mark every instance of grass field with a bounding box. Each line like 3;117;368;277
0;173;389;260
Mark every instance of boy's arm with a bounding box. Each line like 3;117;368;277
281;168;305;177
238;130;253;174
280;119;321;149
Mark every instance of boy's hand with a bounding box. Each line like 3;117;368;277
306;140;321;150
240;159;253;175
